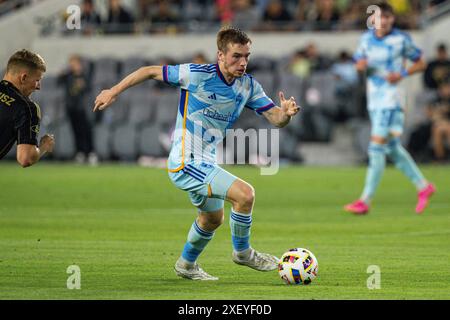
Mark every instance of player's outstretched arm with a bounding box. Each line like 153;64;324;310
93;66;163;112
262;91;300;128
16;134;55;168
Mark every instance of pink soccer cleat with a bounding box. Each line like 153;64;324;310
344;200;370;215
415;183;436;214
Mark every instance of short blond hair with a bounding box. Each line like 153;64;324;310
6;49;46;74
216;26;252;53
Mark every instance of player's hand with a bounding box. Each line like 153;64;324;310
93;89;117;112
39;134;55;153
386;72;403;84
355;59;368;72
279;91;300;117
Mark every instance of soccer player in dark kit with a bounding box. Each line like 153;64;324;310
0;49;54;167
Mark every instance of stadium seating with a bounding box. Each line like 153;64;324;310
111;123;138;160
138;124;165;157
51;120;76;159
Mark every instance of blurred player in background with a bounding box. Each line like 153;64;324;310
345;2;435;215
0;49;54;167
94;27;300;280
58;54;98;166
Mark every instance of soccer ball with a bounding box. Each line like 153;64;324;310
278;248;318;285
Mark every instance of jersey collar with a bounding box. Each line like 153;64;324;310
372;27;395;40
2;80;21;95
1;79;13;88
215;63;236;87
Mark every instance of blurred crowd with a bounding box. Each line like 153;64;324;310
1;0;449;163
408;43;450;163
54;0;449;35
1;0;448;35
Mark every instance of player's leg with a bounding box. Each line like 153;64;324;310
345;135;389;214
225;179;278;271
431;121;449;161
387;134;435;213
226;178;254;253
361;135;389;202
346;109;392;214
67;108;85;162
386;109;435;213
169;166;224;280
175;199;224;281
387;134;428;188
346;109;401;214
443;122;450;158
179;209;224;264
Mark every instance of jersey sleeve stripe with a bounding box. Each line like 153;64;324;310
168;89;189;173
162;65;169;83
179;89;187;117
190;64;215;71
255;102;275;114
409;51;422;62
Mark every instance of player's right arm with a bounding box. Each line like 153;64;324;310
353;33;369;72
15;102;54;168
355;59;368;72
93;66;163;112
17;134;54;168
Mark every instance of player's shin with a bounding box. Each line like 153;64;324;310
229;210;252;256
387;137;428;190
361;142;387;203
180;220;215;265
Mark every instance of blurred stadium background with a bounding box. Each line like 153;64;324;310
0;0;449;166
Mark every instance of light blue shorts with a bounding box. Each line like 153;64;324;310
369;108;404;138
168;161;238;213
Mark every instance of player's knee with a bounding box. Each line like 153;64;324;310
240;184;255;207
368;141;388;156
370;136;387;144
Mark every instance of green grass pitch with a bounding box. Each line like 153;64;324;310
0;163;449;299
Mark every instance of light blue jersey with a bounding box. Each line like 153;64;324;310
163;63;275;172
353;28;422;111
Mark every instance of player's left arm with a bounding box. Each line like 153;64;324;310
386;56;427;84
403;56;427;76
387;34;427;84
262;91;300;128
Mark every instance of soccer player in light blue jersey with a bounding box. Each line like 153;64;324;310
344;2;436;215
94;27;300;280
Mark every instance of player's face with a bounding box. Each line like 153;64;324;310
21;69;44;97
219;42;251;78
379;12;395;34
